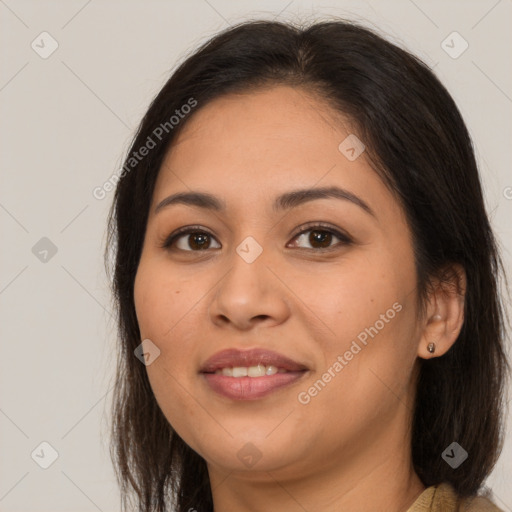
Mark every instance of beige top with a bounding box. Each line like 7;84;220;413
407;483;504;511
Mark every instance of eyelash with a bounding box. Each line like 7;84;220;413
160;222;353;253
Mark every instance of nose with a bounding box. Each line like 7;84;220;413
208;247;290;332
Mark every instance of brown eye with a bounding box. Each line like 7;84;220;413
162;223;352;253
175;231;221;251
308;229;334;249
183;232;212;250
162;227;221;252
288;224;353;251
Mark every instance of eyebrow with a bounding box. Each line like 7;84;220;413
154;186;375;217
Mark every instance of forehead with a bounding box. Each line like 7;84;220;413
167;85;348;152
151;85;398;224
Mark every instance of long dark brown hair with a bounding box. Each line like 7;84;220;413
105;18;510;512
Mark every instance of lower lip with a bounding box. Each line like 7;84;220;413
201;371;307;400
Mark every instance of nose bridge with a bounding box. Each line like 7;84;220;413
208;234;289;329
221;235;270;302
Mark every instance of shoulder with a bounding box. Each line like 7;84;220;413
407;483;504;512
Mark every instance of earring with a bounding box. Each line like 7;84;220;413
427;342;436;354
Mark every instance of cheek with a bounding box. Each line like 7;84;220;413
133;261;198;393
288;253;406;347
294;304;417;451
134;260;205;434
134;258;198;342
292;249;418;403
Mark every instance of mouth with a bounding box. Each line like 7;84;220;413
211;364;291;377
199;348;309;400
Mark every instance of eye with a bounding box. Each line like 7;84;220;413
160;223;353;252
161;226;220;251
287;223;353;251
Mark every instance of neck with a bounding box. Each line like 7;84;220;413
207;423;426;512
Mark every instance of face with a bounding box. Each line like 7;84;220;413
134;85;422;480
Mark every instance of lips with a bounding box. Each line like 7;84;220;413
199;348;309;373
199;348;309;400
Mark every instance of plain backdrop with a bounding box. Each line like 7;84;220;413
0;0;511;510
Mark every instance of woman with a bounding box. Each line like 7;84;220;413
106;19;509;512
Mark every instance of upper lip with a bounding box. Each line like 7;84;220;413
200;348;309;373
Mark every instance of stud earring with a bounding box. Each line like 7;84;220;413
427;342;436;354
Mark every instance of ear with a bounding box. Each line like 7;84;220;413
417;263;466;359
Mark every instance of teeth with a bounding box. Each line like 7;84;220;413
213;364;287;377
267;365;279;375
248;364;266;377
232;366;248;377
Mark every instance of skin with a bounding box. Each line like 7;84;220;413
133;85;466;512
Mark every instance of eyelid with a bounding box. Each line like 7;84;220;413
288;221;353;245
159;225;215;250
160;222;353;251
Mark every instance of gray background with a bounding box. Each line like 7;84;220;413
1;0;511;510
